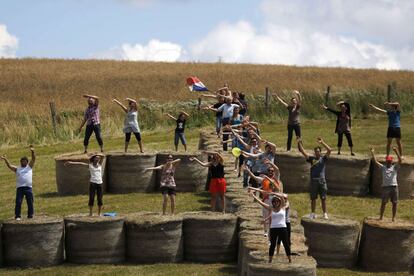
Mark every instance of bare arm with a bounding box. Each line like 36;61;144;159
272;94;288;107
78;118;87;132
249;191;271;210
369;104;387;113
165;113;177;121
112;99;128;113
201;94;218;99
0;155;17;172
317;137;331;157
64;161;89;167
385;102;401;111
83;94;99;100
370;147;383;167
144;165;164;171
181;111;190;117
172;158;182;166
243;167;264;184
297;138;309;159
28;146;36;168
232;131;250;149
188;157;210;167
294;90;302;106
264;159;280;174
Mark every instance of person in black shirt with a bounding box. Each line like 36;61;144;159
165;111;189;151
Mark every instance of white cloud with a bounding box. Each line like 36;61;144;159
92;39;183;62
0;24;18;58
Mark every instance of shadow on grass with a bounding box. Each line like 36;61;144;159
38;192;69;198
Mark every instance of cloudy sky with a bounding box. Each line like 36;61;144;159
1;0;414;70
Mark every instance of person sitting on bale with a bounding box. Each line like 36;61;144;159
65;153;105;216
297;137;331;220
370;146;402;222
1;145;36;220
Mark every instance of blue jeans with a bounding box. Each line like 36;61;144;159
215;117;222;134
15;187;34;218
174;132;186;146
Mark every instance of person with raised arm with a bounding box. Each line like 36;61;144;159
369;102;403;158
203;96;225;137
189;151;226;213
65;153;105;216
144;154;181;215
370;146;401;222
1;145;36;220
273;90;302;151
78;94;103;153
321;101;354;156
113;98;143;153
165;111;189;152
297;137;331;219
248;189;291;263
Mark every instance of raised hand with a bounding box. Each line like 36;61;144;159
64;161;70;167
0;155;6;160
29;145;34;152
316;137;323;144
188;157;195;162
320;104;328;110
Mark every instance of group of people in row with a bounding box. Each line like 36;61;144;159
0;87;405;265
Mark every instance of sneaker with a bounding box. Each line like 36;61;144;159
15;217;21;221
309;213;316;219
323;213;329;219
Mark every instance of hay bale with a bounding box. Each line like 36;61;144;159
324;155;370;196
239;233;268;276
291;232;308;256
0;223;2;267
64;215;125;264
183;212;238;263
301;216;360;268
106;152;157;193
274;152;309;193
358;217;414;272
2;217;64;267
55;153;107;195
156;152;208;192
370;159;414;199
247;254;317;276
125;213;183;263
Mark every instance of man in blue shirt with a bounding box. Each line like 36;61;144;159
369;102;402;158
298;137;331;219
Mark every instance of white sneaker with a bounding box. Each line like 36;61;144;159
323;213;329;220
15;217;21;221
309;213;316;219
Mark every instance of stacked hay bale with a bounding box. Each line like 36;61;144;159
106;152;157;193
125;213;183;263
183;212;238;263
325;155;371;196
370;158;414;199
2;217;64;267
156;152;208;192
64;215;125;264
55;153;107;195
359;217;414;272
301;216;360;268
274;151;309;193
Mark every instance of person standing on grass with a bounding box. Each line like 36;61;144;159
369;102;403;158
65;153;104;216
78;94;103;153
207;97;240;151
273;90;302;151
144;154;181;215
189;151;226;213
209;96;225;137
321;101;354;156
370;147;401;222
112;98;143;153
0;145;36;220
297;137;331;219
165;111;189;152
248;189;292;264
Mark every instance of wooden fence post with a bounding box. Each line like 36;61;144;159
325;86;331;105
49;102;57;135
198;97;202;111
387;84;392;102
265;87;270;110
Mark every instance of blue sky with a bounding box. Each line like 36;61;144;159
1;0;414;70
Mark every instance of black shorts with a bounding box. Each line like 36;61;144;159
387;127;401;139
161;186;176;195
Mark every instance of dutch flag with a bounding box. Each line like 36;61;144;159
186;76;209;92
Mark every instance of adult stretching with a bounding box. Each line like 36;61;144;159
369;102;403;158
1;145;36;220
249;189;291;263
321;101;354;155
273;90;302;151
78;94;103;153
297;137;331;219
113;98;143;153
189;151;226;213
145;155;181;215
370;147;402;222
65;153;105;216
166;111;189;152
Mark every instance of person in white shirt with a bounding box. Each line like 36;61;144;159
371;146;402;222
1;145;36;220
65;153;104;216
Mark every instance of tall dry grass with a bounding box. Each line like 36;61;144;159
1;58;414;145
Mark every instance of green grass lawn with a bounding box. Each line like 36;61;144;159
0;119;413;275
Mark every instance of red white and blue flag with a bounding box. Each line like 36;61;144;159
186;76;208;92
